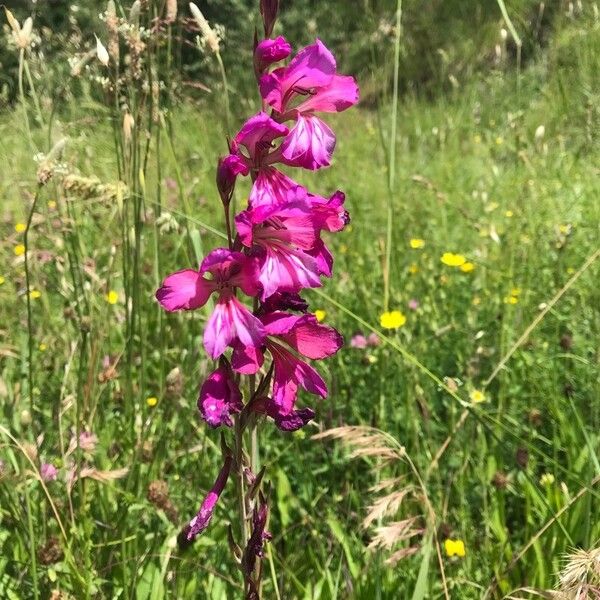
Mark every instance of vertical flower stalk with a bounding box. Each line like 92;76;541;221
156;2;358;596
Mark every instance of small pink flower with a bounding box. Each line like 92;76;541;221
367;333;381;347
79;432;98;453
408;298;420;311
156;249;265;359
198;363;243;427
350;334;368;349
41;463;58;482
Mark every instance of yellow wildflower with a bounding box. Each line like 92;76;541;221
146;396;158;407
0;276;5;285
15;223;27;233
380;311;406;329
106;290;119;305
409;238;425;249
472;296;481;306
29;290;41;299
473;134;481;144
14;244;26;256
444;539;466;558
460;262;475;273
47;200;57;209
505;210;514;218
39;343;47;352
441;252;466;267
504;295;519;305
511;287;521;296
339;243;348;254
408;263;419;275
540;473;555;486
314;309;326;323
495;136;503;145
470;389;486;404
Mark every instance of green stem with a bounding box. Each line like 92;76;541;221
383;0;402;312
23;57;44;128
25;483;39;600
215;51;231;134
24;188;40;421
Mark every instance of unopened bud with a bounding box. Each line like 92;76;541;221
260;0;279;37
254;36;291;76
95;35;110;66
216;154;248;206
500;27;508;41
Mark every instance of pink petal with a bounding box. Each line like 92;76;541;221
281;114;336;170
248;167;298;208
231;340;264;375
156;269;213;311
296;75;359;113
233;112;288;159
204;296;265;360
258;246;322;300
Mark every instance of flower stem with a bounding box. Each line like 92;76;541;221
24;188;40;421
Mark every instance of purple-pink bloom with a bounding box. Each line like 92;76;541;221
41;463;58;482
198;363;243;427
255;397;315;431
217;154;248;206
259;39;359;169
186;455;232;541
232;311;343;417
236;190;326;300
254;36;291;76
156;248;265;359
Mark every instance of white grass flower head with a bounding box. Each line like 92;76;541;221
129;0;141;27
5;10;34;50
189;2;220;53
4;8;20;35
166;0;178;23
95;35;110;66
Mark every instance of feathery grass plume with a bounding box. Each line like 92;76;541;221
313;427;426;565
189;2;220;53
5;10;34;50
557;547;600;598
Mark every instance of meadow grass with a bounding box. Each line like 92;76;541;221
0;6;599;599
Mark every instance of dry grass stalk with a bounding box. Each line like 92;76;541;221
556;547;600;599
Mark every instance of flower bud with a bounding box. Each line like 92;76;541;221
260;0;279;37
4;8;20;35
95;35;110;66
216;154;248;207
16;17;33;49
254;36;291;76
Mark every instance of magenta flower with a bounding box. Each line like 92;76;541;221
233;311;342;419
185;455;232;541
236;190;326;300
198;363;243;427
242;498;272;579
41;463;58;482
156;248;265;359
260;39;359;169
254;36;291;76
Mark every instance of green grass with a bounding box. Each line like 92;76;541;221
0;6;599;600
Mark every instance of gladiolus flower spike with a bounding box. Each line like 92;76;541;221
157;3;358;592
